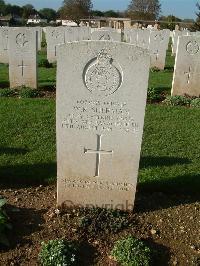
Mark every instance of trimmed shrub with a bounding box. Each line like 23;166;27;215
111;236;152;266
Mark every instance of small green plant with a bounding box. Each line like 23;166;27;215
38;59;53;68
0;88;14;97
78;208;130;235
150;67;160;72
190;98;200;108
39;239;79;266
111;236;152;266
18;87;40;98
147;87;165;103
163;95;191;106
0;198;12;247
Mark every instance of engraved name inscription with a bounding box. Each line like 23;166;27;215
62;178;135;191
62;99;140;133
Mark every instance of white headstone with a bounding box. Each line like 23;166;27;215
46;27;65;63
8;28;38;89
149;29;170;69
172;36;200;97
0;27;9;63
34;27;42;50
137;29;150;49
91;30;122;42
56;41;150;210
172;30;181;55
129;29;138;45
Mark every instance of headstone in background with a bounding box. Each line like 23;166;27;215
137;29;150;49
34;27;42;50
0;27;9;63
172;30;181;55
8;28;38;88
64;27;91;42
172;36;200;97
123;29;131;42
57;41;150;210
91;29;122;42
149;29;170;69
64;27;77;42
46;27;65;63
129;29;138;45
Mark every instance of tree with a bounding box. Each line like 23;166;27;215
91;10;104;17
0;0;6;15
194;2;200;30
104;10;120;18
159;15;182;30
127;0;161;20
22;4;36;19
60;0;93;25
39;8;57;22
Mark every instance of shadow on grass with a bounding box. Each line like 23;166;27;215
38;83;56;90
136;174;200;212
0;81;10;88
164;66;174;72
140;156;191;169
0;162;56;188
0;147;29;155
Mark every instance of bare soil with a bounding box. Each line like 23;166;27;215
0;185;199;266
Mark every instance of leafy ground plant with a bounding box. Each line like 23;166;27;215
147;87;165;103
0;88;14;97
162;95;191;106
39;239;79;266
0;198;12;247
78;207;131;235
18;86;41;98
111;236;152;266
190;98;200;108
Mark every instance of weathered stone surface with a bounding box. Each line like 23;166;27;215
46;27;65;62
56;41;150;210
172;36;200;97
0;27;9;63
8;28;38;88
149;29;170;69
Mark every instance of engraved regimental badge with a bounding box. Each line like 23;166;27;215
186;41;200;55
84;49;122;97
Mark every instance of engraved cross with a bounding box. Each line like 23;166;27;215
153;49;159;61
184;66;200;84
18;60;28;77
84;134;113;177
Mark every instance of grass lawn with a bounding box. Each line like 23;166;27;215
0;47;199;195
